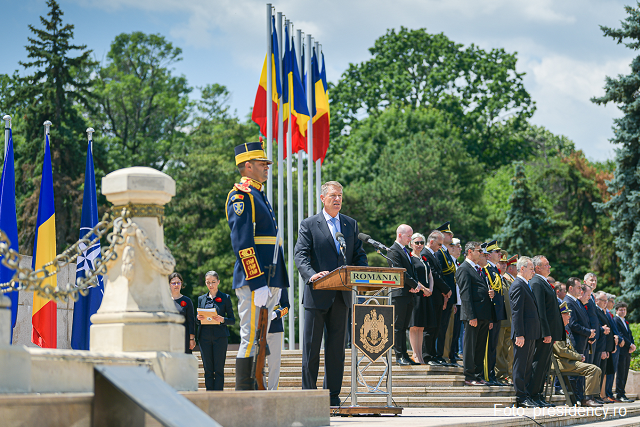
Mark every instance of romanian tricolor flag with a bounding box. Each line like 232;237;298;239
311;48;330;163
252;15;282;140
31;133;57;348
282;25;310;158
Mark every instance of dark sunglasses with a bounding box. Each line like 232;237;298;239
413;241;425;245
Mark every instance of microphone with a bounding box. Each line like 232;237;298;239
358;233;390;252
335;232;347;263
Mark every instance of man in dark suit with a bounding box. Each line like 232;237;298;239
387;224;427;365
421;231;453;366
435;222;458;365
294;181;368;407
529;255;564;407
509;256;540;407
594;291;614;399
584;274;604;377
613;302;636;402
456;241;495;385
482;240;508;386
563;277;595;402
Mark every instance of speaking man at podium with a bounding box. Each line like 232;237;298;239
294;181;368;407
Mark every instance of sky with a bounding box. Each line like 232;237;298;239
1;0;634;162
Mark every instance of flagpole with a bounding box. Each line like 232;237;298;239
296;28;304;348
314;41;321;206
306;34;314;218
285;20;295;350
44;120;52;143
266;3;273;202
3;115;10;158
86;127;94;154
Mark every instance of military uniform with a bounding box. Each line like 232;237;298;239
554;330;602;397
483;241;507;384
495;254;517;382
435;222;459;365
227;142;289;390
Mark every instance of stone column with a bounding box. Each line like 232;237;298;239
0;294;30;392
90;167;196;390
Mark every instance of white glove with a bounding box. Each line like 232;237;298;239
271;311;278;320
254;286;271;307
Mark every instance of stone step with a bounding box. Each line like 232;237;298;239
196;365;462;379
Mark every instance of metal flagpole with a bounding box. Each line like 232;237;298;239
286;21;295;350
86;128;94;154
44;121;52;147
266;4;273;202
296;29;305;347
276;14;285;339
306;34;314;217
3;115;11;157
314;41;321;206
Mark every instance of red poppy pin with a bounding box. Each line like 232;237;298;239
584;305;588;311
180;301;187;307
627;320;629;325
215;297;222;303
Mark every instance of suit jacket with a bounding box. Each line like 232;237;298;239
509;277;541;340
530;274;564;341
595;306;615;353
196;291;236;339
436;247;458;305
484;263;507;322
387;242;419;297
586;297;601;349
614;316;635;351
456;260;495;322
422;249;450;298
294;212;368;310
563;295;591;355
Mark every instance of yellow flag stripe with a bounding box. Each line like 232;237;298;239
32;214;57;313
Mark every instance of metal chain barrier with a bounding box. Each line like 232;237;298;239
0;208;133;303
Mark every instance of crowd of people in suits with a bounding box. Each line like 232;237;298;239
387;223;636;409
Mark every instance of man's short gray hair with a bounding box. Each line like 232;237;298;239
584;272;597;282
516;256;532;273
532;255;547;268
595;291;607;299
427;230;443;243
321;181;343;196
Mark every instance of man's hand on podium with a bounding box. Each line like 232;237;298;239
310;271;330;282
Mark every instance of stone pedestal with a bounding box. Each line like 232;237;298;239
0;294;31;392
88;167;196;390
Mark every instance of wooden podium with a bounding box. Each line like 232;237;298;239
313;266;405;416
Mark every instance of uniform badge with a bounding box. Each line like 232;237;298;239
231;194;244;201
233;201;244;216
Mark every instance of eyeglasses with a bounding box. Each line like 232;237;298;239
170;281;182;286
413;241;425;245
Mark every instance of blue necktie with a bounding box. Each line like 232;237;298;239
330;217;340;253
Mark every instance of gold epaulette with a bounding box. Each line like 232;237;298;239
438;248;456;275
484;266;503;293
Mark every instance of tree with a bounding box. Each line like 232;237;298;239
328;27;536;168
8;0;97;252
92;32;192;171
592;3;640;318
499;162;551;256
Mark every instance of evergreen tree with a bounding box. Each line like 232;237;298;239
499;162;550;256
592;3;640;318
8;0;97;252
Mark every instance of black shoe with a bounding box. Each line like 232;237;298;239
516;398;537;408
484;380;499;386
330;396;341;407
582;398;603;407
618;396;633;402
448;359;462;367
534;395;555;407
396;357;411;366
426;360;441;366
623;395;635;402
235;357;257;391
593;397;606;405
404;354;420;365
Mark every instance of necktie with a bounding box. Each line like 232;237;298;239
330;217;340;253
403;247;411;261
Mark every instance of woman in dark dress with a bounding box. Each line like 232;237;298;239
169;272;196;354
408;233;434;364
196;271;236;391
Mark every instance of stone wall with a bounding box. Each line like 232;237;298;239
11;255;76;349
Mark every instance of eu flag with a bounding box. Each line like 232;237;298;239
0;129;19;343
70;139;104;350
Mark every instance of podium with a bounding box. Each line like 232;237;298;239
313;266;405;415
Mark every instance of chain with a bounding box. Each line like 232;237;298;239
0;208;132;303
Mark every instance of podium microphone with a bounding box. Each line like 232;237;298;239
335;232;347;263
358;233;390;252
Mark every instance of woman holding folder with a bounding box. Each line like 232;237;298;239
196;271;236;390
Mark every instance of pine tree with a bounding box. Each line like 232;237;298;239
499;162;550;257
592;3;640;319
10;0;97;252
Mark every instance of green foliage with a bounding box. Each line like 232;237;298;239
629;323;640;371
91;32;192;171
592;3;640;320
7;0;97;253
329;27;536;168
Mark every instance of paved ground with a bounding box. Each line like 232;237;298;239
330;404;640;426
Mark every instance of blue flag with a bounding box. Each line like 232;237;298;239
0;129;19;343
70;140;104;350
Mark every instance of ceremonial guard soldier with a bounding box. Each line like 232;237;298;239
483;240;508;386
226;142;289;390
